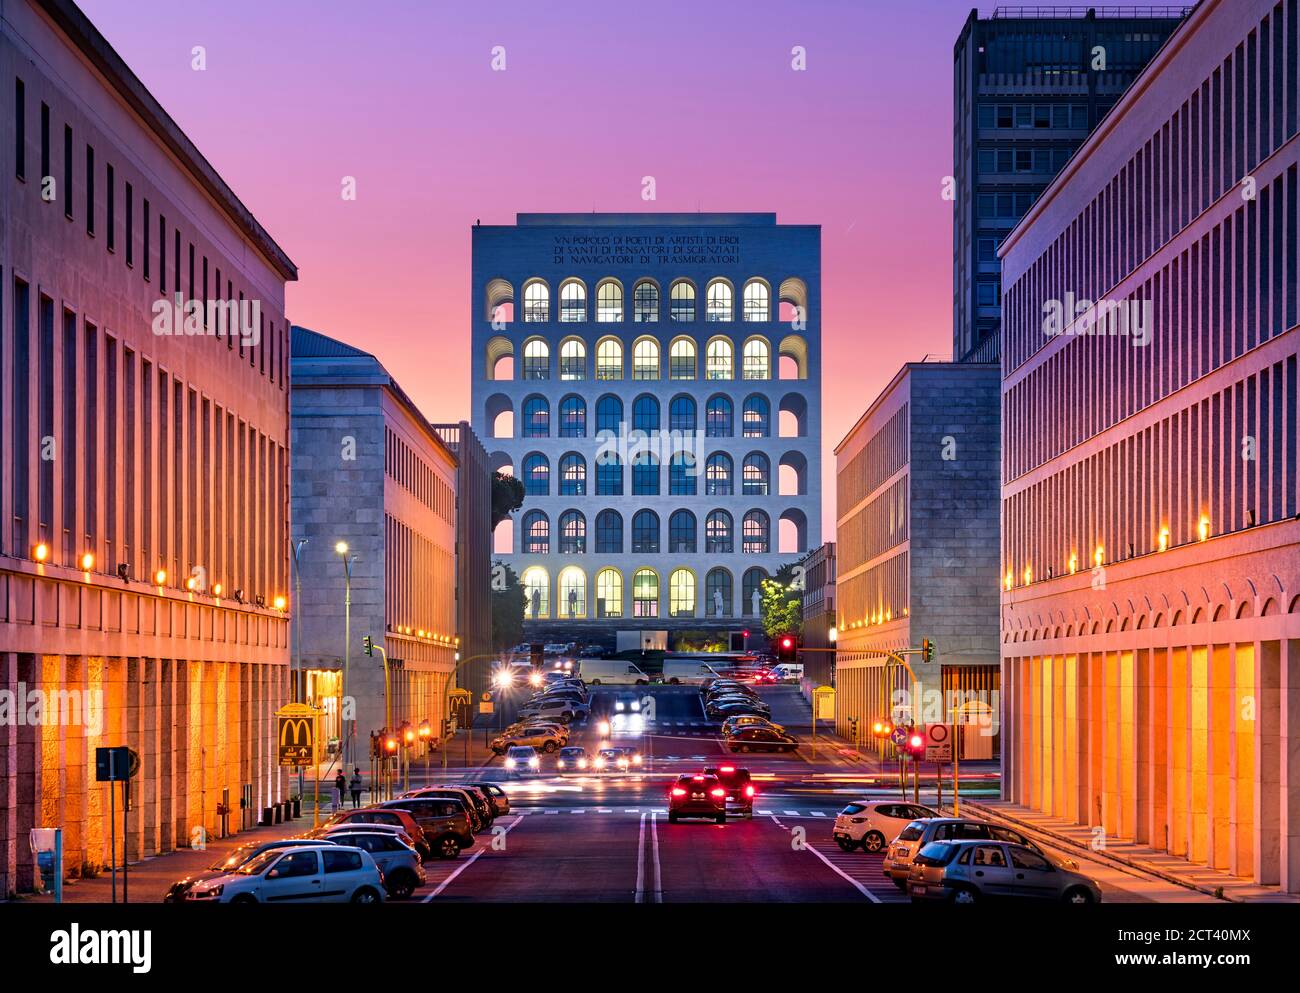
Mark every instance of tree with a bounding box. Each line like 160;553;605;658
490;471;524;529
490;560;525;651
759;575;803;643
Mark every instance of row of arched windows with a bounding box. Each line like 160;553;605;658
502;334;795;382
519;451;803;497
500;392;808;440
519;508;776;555
520;564;772;619
496;277;796;325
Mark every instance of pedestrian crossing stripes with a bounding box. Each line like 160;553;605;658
512;806;840;818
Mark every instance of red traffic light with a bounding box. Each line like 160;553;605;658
781;637;793;649
908;733;924;750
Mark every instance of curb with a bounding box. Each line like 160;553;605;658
956;799;1236;902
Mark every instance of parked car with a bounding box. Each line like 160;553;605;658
703;765;755;817
882;818;1074;889
491;725;563;754
375;798;475;859
164;839;329;903
504;744;541;776
518;697;582;725
720;714;785;736
709;700;773;722
306;808;430;859
726;726;797;753
456;781;511;817
184;844;384;903
906;840;1102;904
407;785;493;829
323;830;426;899
832;801;938;853
667;773;727;824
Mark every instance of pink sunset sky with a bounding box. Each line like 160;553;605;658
82;0;978;531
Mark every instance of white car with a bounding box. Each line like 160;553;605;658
185;843;385;903
832;801;939;854
504;745;540;776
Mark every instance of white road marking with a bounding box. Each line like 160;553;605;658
423;815;524;902
811;811;827;817
783;810;800;816
635;812;648;903
650;810;663;903
769;815;881;903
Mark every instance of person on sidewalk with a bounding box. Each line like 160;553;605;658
333;770;346;813
349;768;363;808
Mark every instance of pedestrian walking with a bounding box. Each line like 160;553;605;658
349;768;364;808
333;770;346;813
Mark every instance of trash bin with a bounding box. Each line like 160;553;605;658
290;798;301;819
261;805;273;826
272;803;282;824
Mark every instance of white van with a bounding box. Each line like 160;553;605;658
577;659;650;685
661;659;724;685
770;663;804;682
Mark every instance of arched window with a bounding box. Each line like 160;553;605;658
521;395;549;437
633;280;659;322
523;280;549;323
595;337;623;380
559;279;587;322
706;510;734;553
595;567;623;618
521;453;549;496
669;509;697;552
706;453;733;495
742;567;768;616
559;338;586;380
632;510;659;554
559;395;586;437
632;568;659;618
522;566;549;618
669;338;696;380
669;395;697;432
596;280;623;322
595;510;623;553
742;510;770;554
522;512;550;554
632;337;660;380
669;568;696;617
743;280;770;322
706;337;733;380
742;453;770;495
706;280;734;322
595;394;623;434
485;335;514;380
522;338;549;380
632;451;660;495
596;451;623;495
742;395;770;437
632;394;660;432
669;451;697;496
742;337;771;379
705;567;733;617
558;566;586;618
558;510;586;553
559;453;586;496
669;280;696;322
706;395;733;437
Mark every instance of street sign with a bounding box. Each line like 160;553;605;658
276;703;320;767
924;723;953;762
479;701;494;714
889;726;908;747
95;746;133;782
812;685;835;720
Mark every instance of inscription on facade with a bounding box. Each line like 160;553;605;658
552;233;741;266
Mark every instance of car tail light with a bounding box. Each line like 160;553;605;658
720;766;735;773
711;788;726;798
692;775;705;781
671;787;687;797
744;785;755;798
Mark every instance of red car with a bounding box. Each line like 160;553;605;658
667;773;727;824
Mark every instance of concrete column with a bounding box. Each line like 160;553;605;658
1229;642;1255;877
1064;654;1079;824
1147;647;1170;851
1208;643;1231;869
1279;639;1300;893
125;656;143;863
15;654;39;891
1255;639;1281;885
999;655;1013;802
140;657;159;855
1052;655;1066;819
61;655;85;873
1190;644;1209;864
1119;650;1137;840
1135;647;1150;844
1169;645;1190;858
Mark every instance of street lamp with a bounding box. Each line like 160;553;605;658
336;541;356;767
291;538;308;703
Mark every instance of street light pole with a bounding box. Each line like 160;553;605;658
291;537;308;803
336;543;356;770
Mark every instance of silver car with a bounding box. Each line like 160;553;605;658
882;817;1072;888
185;843;385;903
907;840;1102;904
324;830;426;899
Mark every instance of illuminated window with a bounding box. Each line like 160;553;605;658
742;453;770;495
559;453;586;495
596;280;623;322
558;566;586;618
632;568;659;618
559;395;586;437
706;338;733;380
670;280;695;321
632;338;660;380
522;566;549;618
706;280;733;322
742;395;770;437
595;337;623;379
633;280;659;322
522;453;549;496
669;568;696;617
706;395;733;437
523;280;549;322
521;395;549;437
558;510;586;553
742;337;770;379
522;338;549;380
669;338;696;380
559;338;586;379
742;510;770;553
743;280;770;321
706;453;733;495
706;511;733;553
522;515;549;555
595;567;623;618
559;280;587;322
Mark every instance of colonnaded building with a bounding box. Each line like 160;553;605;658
472;213;821;651
1;0;296;894
999;0;1300;891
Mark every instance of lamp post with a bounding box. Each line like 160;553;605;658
336;542;356;769
291;539;308;702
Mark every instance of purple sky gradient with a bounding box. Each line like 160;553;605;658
82;0;977;530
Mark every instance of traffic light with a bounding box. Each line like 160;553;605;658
363;635;374;657
402;723;415;748
848;716;859;741
906;730;926;759
920;638;935;664
383;731;398;755
776;634;796;661
870;719;894;739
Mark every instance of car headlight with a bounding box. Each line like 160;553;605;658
632;755;642;765
594;757;606;769
597;721;610;736
191;884;223;899
577;758;587;769
505;758;516;768
631;701;640;712
529;756;539;768
557;761;566;768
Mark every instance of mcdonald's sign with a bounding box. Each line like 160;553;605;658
276;704;321;767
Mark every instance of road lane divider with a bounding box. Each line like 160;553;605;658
422;814;525;902
770;815;881;903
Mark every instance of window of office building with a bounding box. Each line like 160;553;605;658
559;453;586;495
559;280;587;322
669;338;696;379
670;280;695;321
669;568;696;617
669;452;697;496
595;394;623;434
522;453;549;495
522;338;549;379
596;280;623;322
522;512;550;554
631;510;659;554
632;452;660;495
523;280;549;322
632;337;660;380
742;510;770;553
706;280;733;322
632;568;659;618
706;338;733;379
559;338;585;379
633;280;659;322
521;395;549;436
558;510;586;553
742;280;769;321
596;337;623;379
669;509;697;553
742;395;770;437
559;394;586;437
705;567;732;616
595;567;623;617
706;453;733;495
706;395;733;437
669;395;696;432
522;566;549;617
595;510;623;553
706;511;734;553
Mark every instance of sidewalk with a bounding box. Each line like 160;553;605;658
959;798;1300;904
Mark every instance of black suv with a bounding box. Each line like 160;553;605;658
668;774;727;824
703;765;755;818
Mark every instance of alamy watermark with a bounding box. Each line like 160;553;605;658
1042;291;1152;347
151;292;261;348
0;683;104;735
